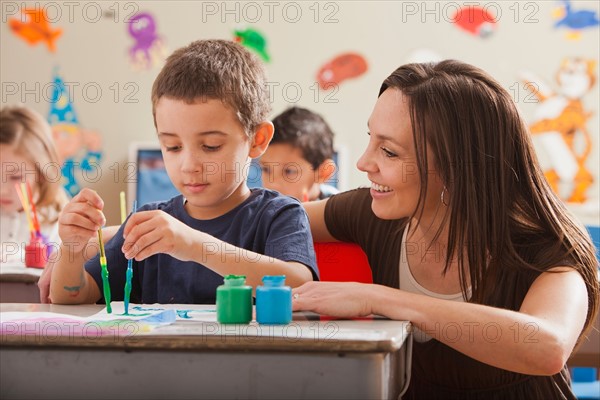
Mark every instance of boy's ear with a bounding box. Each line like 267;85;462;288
316;158;336;184
249;121;274;159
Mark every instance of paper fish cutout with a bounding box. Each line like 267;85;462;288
128;12;166;71
234;28;270;62
553;0;599;40
452;6;497;38
316;53;368;90
48;70;103;197
9;8;62;52
520;58;597;203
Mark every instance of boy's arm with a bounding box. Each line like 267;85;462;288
50;244;101;304
191;238;313;288
123;214;315;289
49;189;105;304
123;206;317;289
40;225;119;303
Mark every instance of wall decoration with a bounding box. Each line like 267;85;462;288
234;27;271;62
127;12;167;71
47;70;103;197
520;58;597;203
553;0;599;40
316;53;368;90
451;6;497;38
8;8;62;52
404;48;443;64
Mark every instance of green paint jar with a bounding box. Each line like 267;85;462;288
216;275;252;324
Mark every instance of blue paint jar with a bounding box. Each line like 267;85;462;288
256;275;292;325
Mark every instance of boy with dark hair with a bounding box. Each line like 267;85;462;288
259;107;338;201
51;40;317;305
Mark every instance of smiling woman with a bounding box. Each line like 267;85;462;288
359;88;444;222
294;59;600;399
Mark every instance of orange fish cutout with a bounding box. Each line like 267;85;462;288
9;8;62;52
316;53;368;90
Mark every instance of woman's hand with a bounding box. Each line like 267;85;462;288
292;281;376;318
38;260;54;303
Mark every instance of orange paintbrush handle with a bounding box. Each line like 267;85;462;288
15;183;35;238
25;181;41;234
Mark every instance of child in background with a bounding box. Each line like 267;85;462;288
0;105;68;266
259;107;339;202
50;39;318;305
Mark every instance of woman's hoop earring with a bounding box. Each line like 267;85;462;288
441;187;449;206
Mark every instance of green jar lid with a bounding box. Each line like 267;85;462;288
223;274;247;286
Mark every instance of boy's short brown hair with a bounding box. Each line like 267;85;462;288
151;39;271;137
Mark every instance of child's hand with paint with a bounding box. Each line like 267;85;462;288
58;188;106;255
121;210;196;262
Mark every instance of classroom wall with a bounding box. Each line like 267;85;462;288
2;1;599;226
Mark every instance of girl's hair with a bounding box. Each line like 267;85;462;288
380;60;599;338
0;105;68;223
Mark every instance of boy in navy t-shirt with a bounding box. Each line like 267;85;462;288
50;40;318;305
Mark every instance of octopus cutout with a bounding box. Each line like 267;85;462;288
128;12;167;71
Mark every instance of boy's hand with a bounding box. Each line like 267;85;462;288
58;188;106;255
38;260;54;303
122;210;196;262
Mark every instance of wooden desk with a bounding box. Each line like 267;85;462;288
0;265;42;303
0;303;412;399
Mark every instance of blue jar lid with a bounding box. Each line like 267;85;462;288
262;275;286;286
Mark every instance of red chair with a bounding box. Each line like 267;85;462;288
313;242;373;283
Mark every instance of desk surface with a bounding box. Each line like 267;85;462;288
1;303;410;353
1;304;412;399
0;264;43;283
0;268;42;303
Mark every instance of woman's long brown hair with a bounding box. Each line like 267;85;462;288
380;60;599;338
